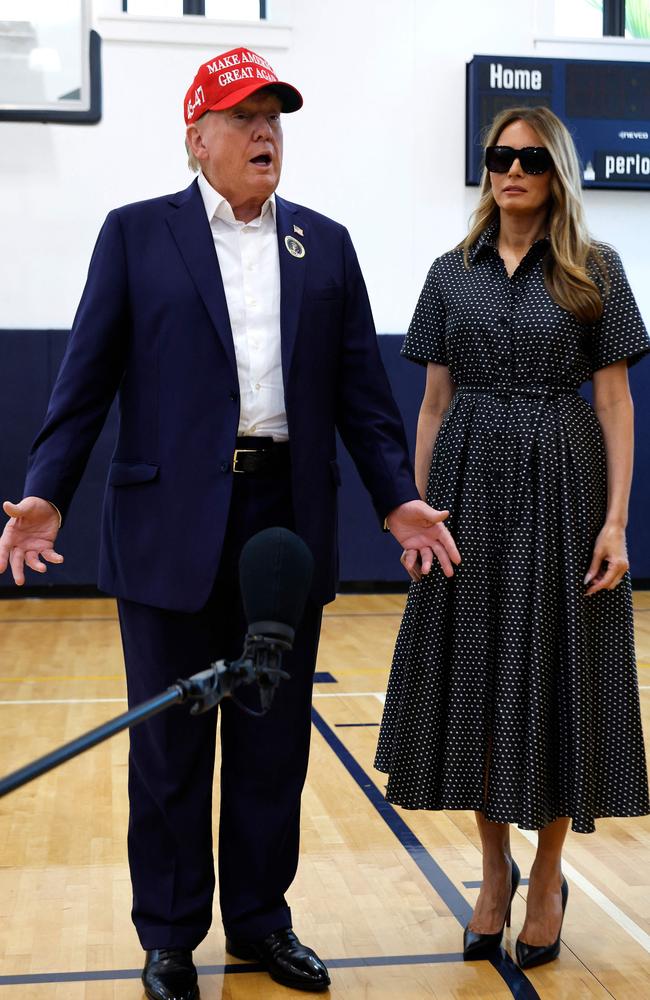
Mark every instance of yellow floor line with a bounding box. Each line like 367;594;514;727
0;674;123;683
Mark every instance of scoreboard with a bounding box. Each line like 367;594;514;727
466;54;650;190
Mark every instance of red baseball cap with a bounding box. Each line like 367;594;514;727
184;46;302;125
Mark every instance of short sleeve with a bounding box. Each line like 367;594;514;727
589;247;650;372
401;259;448;367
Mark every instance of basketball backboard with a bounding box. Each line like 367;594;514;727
0;0;101;123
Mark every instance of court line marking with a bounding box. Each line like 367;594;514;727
0;666;390;685
335;722;380;728
0;603;646;625
0;612;403;624
2;663;647;686
464;879;530;888
515;828;650;954
9;687;647;704
324;612;404;618
8;602;648;625
0;698;128;705
0;675;124;683
0;952;465;987
315;691;386;699
0;691;389;706
0;617;117;624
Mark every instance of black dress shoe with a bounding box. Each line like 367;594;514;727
516;876;569;970
226;927;330;992
463;858;521;960
142;949;199;1000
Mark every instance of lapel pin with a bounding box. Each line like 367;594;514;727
284;234;305;259
293;225;304;236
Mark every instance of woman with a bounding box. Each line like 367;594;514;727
375;106;650;969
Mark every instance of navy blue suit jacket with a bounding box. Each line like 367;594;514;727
25;179;416;611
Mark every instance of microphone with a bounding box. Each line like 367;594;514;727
239;526;314;646
184;527;314;715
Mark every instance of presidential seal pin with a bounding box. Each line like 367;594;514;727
284;235;305;258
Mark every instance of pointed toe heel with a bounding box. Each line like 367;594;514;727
516;876;569;970
463;859;521;960
463;924;504;960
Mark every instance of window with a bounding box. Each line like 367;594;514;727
621;0;650;36
123;0;266;18
124;0;183;14
204;0;264;17
555;0;650;39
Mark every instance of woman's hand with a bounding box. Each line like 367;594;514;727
584;523;629;596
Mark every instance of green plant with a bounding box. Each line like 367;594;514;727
625;0;650;37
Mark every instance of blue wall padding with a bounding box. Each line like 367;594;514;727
1;330;118;590
0;330;648;591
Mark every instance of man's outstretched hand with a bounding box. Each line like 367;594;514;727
386;499;461;582
0;497;63;586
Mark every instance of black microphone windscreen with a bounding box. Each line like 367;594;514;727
239;527;314;633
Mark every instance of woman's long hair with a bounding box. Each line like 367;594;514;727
462;106;607;323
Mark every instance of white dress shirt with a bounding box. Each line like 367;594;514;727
197;171;287;441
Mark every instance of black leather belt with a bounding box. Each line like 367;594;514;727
232;437;291;475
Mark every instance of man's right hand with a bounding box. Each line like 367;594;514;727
0;497;64;586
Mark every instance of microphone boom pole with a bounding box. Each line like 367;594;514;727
0;644;289;800
0;526;314;800
0;684;186;799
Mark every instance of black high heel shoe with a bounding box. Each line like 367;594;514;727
463;858;521;960
516;876;569;970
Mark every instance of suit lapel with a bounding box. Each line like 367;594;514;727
276;196;306;382
166;180;237;376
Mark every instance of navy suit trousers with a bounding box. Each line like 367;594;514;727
117;469;323;949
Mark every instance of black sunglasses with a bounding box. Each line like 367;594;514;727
485;145;553;175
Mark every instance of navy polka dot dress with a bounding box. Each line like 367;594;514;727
375;225;650;833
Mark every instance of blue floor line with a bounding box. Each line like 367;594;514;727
0;953;466;987
334;722;380;727
311;707;540;1000
464;879;530;889
325;952;463;969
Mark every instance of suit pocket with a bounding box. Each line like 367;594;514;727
329;459;342;487
108;462;159;486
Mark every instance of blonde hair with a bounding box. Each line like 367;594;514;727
462;106;608;323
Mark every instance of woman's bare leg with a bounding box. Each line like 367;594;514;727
519;818;570;945
468;812;514;933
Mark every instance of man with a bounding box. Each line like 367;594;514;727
0;48;460;1000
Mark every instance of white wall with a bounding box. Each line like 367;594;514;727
1;0;649;331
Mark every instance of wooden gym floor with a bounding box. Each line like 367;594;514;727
0;592;649;999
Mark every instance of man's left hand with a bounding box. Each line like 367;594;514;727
386;500;461;581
